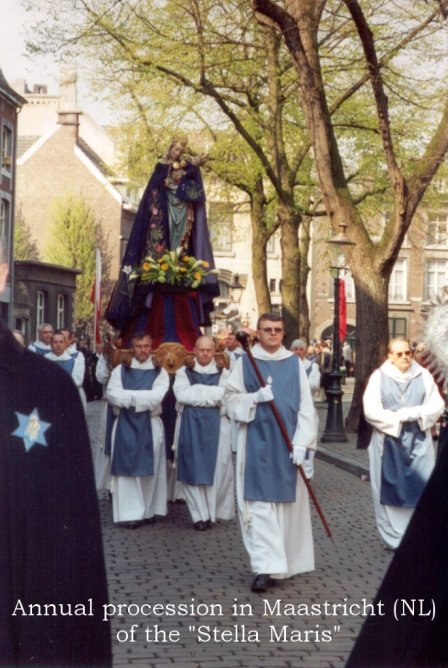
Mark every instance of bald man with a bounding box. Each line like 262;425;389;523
173;336;235;530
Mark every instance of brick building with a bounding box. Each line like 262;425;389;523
14;71;136;285
0;69;26;325
309;189;448;348
13;261;79;344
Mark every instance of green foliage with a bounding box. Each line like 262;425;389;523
14;209;40;261
44;192;99;323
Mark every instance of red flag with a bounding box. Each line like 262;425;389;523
90;248;102;346
339;278;347;342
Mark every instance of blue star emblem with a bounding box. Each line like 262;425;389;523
11;409;51;451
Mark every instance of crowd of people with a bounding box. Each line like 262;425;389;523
84;313;317;594
25;316;445;568
6;280;448;667
4;132;448;666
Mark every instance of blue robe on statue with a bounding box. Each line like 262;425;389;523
177;368;222;485
105;160;219;337
242;355;300;503
111;366;160;476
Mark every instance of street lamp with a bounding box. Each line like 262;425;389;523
229;273;244;305
321;223;355;443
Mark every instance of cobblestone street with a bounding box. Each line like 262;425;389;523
88;399;393;668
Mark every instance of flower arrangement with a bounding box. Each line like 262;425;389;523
128;247;217;290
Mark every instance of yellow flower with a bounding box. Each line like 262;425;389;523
142;262;151;271
202;261;209;268
179;267;187;273
194;271;202;280
182;256;190;263
161;263;169;271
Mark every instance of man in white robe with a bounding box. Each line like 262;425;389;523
291;338;320;478
224;330;244;370
94;347;113;491
173;336;234;530
61;327;88;410
28;322;53;356
364;336;444;550
224;329;245;453
107;333;169;528
45;330;86;412
225;313;317;592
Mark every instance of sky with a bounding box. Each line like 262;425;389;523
0;0;112;124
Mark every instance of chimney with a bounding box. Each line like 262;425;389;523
32;84;48;94
57;111;81;140
58;66;78;111
58;67;80;139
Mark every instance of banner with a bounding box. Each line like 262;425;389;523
339;278;347;342
91;247;102;346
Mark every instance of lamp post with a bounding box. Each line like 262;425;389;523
225;273;244;327
229;273;244;305
321;224;355;443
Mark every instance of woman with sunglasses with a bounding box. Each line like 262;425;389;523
363;336;444;551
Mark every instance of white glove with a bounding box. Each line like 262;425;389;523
253;385;274;404
292;445;307;466
213;386;225;402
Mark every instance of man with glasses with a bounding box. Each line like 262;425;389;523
363;336;444;550
28;322;53;356
225;312;317;592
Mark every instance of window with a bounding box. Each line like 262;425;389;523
269;278;276;292
36;291;45;328
427;216;448;247
331;272;355;301
343;272;355;301
266;235;275;254
433;179;447;194
1;125;12;172
57;294;66;329
388;317;407;338
425;260;448;300
0;198;9;240
389;258;407;302
208;202;233;252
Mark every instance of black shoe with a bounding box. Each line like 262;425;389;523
120;521;142;530
204;519;212;529
194;521;207;531
251;574;271;592
144;517;156;525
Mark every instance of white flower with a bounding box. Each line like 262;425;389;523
122;265;133;275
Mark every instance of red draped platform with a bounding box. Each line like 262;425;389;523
120;287;202;352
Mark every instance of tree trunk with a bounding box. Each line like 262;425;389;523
345;270;389;434
250;180;271;315
278;202;301;345
298;219;311;340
